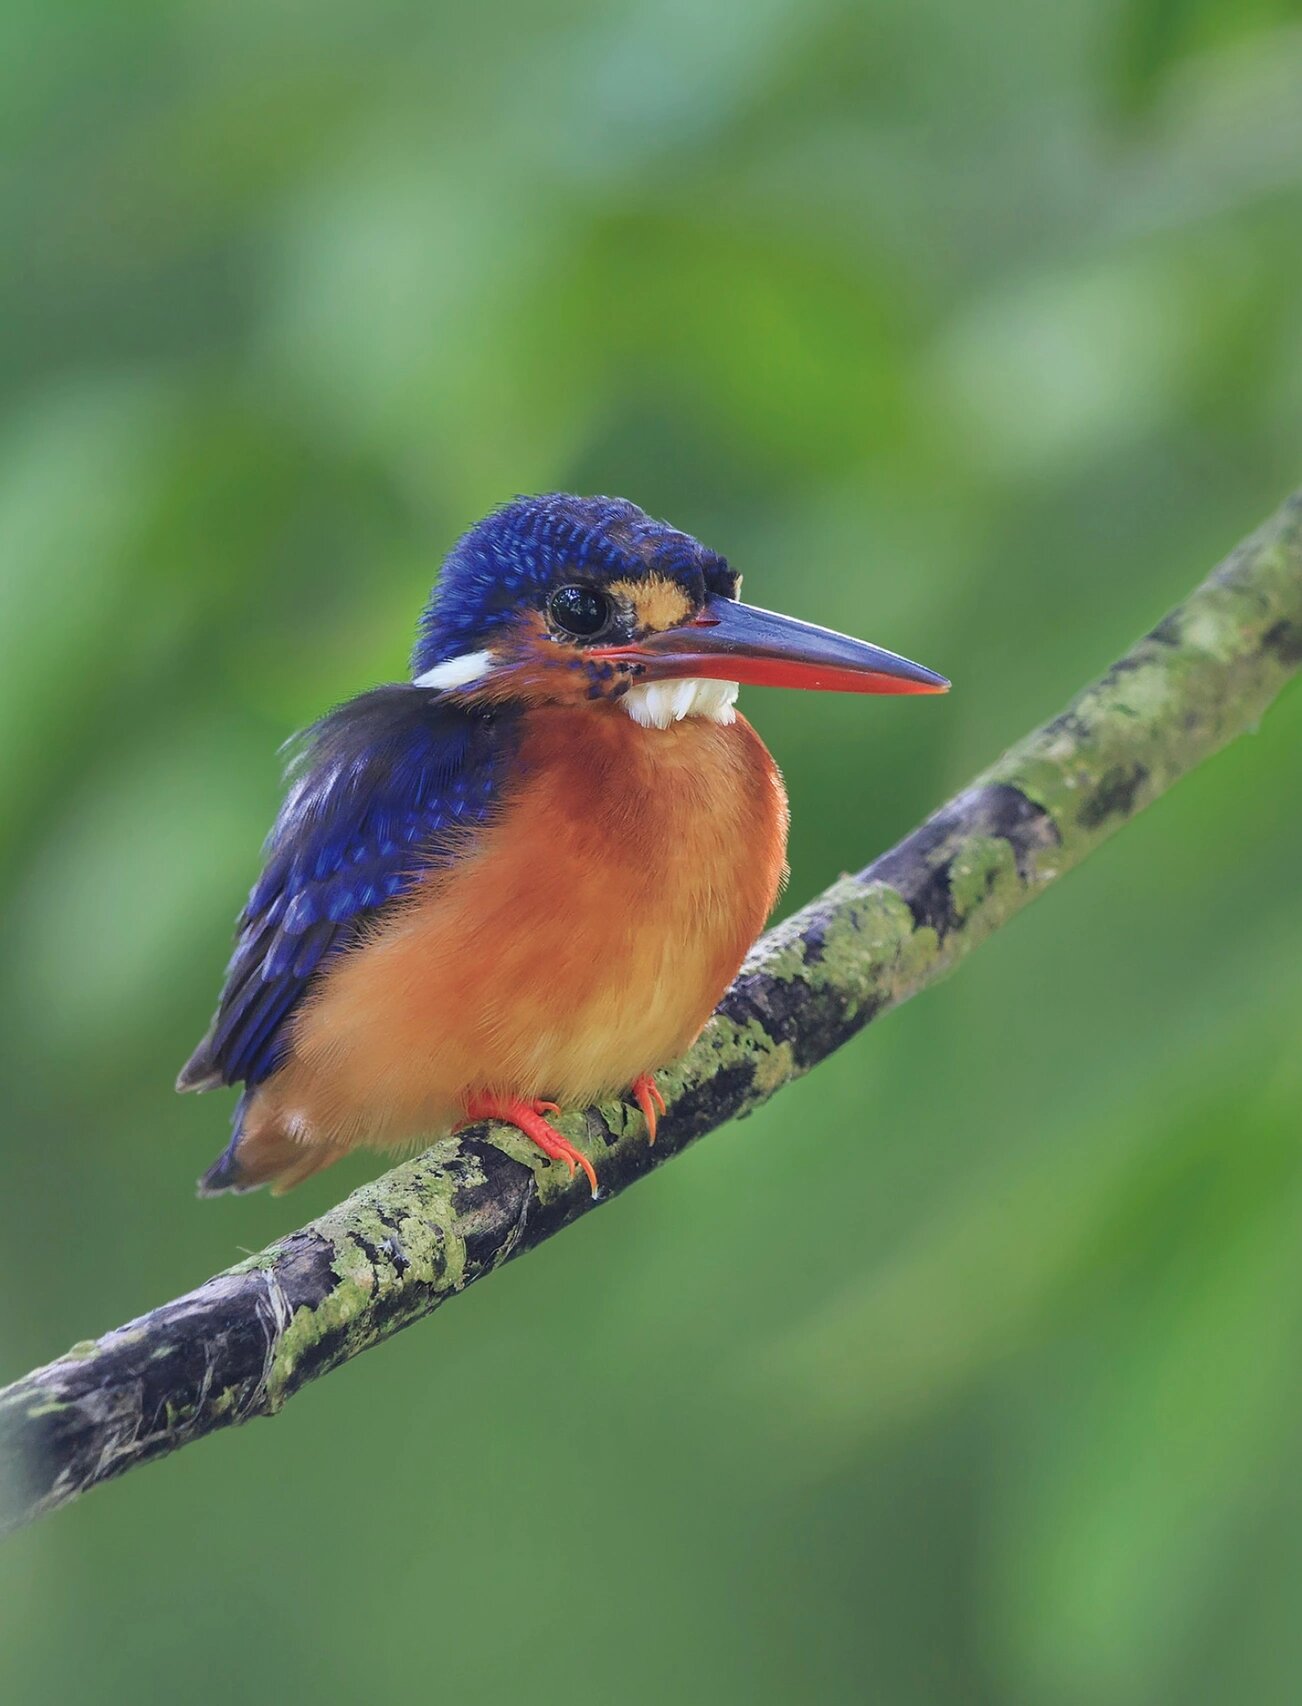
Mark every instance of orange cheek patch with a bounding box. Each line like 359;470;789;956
610;576;694;634
470;610;591;706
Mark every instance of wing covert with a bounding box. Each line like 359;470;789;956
179;686;513;1093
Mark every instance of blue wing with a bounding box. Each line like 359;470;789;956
179;685;515;1094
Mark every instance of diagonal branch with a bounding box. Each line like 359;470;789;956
3;491;1300;1536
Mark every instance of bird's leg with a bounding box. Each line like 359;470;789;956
630;1072;667;1145
462;1093;599;1197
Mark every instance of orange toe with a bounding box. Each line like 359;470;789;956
630;1073;667;1146
463;1093;599;1197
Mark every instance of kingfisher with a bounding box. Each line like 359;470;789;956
180;494;948;1197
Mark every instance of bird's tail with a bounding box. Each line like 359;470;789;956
197;1095;346;1198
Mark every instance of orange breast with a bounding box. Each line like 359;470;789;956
248;703;788;1154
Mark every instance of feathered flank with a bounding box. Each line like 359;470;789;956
214;700;788;1195
178;685;517;1095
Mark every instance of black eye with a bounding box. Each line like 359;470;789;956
548;583;612;639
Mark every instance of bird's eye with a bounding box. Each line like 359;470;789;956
548;584;612;639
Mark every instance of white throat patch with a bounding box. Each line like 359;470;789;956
621;677;740;729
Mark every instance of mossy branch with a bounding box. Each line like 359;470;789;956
3;491;1301;1537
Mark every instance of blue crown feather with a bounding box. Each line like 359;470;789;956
412;493;735;673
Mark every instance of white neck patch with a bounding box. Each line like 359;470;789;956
414;649;495;692
622;677;740;729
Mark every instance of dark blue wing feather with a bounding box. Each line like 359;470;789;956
179;685;515;1093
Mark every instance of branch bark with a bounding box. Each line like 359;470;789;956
3;490;1301;1536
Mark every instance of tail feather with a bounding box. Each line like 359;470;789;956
196;1135;260;1197
197;1097;346;1197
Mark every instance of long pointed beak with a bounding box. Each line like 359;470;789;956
595;596;949;695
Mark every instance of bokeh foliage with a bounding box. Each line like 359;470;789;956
2;1;1301;1701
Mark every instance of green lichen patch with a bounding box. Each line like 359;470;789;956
946;835;1021;928
266;1273;376;1410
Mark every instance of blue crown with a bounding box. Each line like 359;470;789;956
413;494;736;674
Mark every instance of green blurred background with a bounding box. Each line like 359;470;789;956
3;1;1302;1701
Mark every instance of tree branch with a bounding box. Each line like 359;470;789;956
3;491;1301;1536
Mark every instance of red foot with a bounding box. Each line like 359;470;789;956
462;1094;599;1197
630;1073;667;1146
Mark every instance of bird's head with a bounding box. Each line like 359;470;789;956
413;494;948;728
